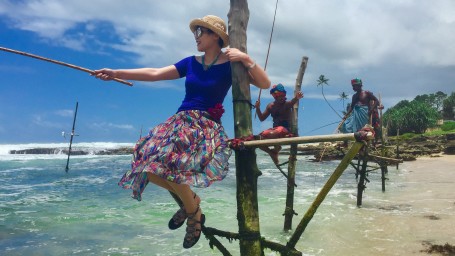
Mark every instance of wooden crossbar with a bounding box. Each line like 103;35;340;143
369;154;403;164
242;132;374;148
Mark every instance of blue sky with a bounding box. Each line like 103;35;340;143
1;0;454;144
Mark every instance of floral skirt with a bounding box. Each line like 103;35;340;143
118;110;232;201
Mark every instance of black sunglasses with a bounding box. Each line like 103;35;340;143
194;27;212;39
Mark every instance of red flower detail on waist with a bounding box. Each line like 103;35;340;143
207;103;225;121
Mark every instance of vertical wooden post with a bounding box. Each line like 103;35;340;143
380;163;387;192
229;1;263;255
396;128;400;169
284;57;308;231
65;101;78;172
356;150;368;207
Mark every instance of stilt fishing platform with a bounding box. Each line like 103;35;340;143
189;2;403;255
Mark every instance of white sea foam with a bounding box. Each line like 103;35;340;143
0;167;44;173
4;182;57;192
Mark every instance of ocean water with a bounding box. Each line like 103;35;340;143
0;142;426;255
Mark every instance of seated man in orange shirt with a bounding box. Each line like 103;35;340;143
255;83;304;164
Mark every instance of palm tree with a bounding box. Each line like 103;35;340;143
339;92;349;114
317;75;342;118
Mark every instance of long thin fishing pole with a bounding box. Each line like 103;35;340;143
0;46;133;86
303;121;340;135
263;0;279;73
255;0;279;118
65;102;78;172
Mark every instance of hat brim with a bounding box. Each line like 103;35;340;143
190;19;229;48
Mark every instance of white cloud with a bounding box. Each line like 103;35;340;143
1;0;454;114
3;1;453;66
90;122;134;131
54;109;73;117
32;114;63;128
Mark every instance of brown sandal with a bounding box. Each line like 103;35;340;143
168;192;199;230
183;207;205;249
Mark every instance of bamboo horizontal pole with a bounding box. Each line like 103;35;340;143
242;132;373;148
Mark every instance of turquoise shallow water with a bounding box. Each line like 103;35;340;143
0;143;422;255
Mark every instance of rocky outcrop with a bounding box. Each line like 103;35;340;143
95;147;134;155
10;148;64;154
444;134;455;154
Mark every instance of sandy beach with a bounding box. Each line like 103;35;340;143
378;154;455;254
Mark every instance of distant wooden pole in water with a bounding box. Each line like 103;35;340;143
65;102;78;172
0;46;133;86
396;128;400;169
284;56;308;231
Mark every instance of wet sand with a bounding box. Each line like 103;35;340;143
305;154;455;256
379;154;455;254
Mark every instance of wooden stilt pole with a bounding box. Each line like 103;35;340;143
229;1;263;255
356;148;368;206
396;128;400;169
283;56;308;231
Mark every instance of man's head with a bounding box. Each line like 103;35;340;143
270;83;287;102
351;78;363;92
351;78;362;86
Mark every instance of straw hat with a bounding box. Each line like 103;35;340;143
189;15;229;48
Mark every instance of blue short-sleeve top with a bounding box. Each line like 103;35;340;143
174;56;232;112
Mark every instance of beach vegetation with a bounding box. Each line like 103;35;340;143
387;122;455;140
384;100;439;135
441;120;455;131
396;132;418;140
338;91;349;114
383;91;455;136
414;91;447;111
442;92;455;120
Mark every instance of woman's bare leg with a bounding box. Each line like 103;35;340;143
147;173;177;194
165;182;200;215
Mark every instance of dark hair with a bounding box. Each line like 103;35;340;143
201;27;224;48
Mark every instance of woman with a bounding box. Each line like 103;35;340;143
93;15;270;249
